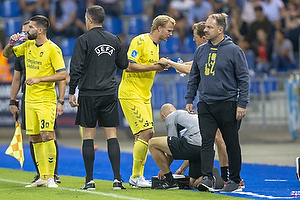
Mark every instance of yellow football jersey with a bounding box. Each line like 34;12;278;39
118;33;159;100
13;40;65;103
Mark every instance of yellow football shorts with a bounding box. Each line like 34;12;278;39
119;98;154;135
25;101;56;135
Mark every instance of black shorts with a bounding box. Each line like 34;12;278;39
75;94;119;128
167;136;202;179
20;94;57;130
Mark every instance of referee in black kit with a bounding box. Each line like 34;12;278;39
68;5;128;190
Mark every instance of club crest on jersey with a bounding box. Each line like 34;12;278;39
94;44;115;56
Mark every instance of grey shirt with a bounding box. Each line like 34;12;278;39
165;110;202;146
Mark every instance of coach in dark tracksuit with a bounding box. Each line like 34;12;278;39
68;5;128;190
185;13;250;192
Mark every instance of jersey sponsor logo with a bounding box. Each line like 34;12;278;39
27;59;42;70
94;44;115;56
131;50;138;58
148;58;156;64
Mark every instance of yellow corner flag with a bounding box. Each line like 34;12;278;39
5;121;24;168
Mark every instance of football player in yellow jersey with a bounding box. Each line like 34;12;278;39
3;15;66;188
118;15;175;188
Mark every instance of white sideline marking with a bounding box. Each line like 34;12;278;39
234;191;293;199
0;178;148;200
265;179;288;182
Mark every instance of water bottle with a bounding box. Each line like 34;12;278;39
9;32;27;46
177;58;186;77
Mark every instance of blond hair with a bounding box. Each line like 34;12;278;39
151;15;176;32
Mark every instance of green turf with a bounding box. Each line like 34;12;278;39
0;168;247;200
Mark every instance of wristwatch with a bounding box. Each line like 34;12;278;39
57;100;64;105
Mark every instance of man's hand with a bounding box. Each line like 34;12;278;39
236;107;246;120
69;94;79;107
157;170;165;180
156;57;169;66
154;63;169;72
174;168;185;175
10;105;19;122
56;102;64;117
25;77;41;85
185;103;195;114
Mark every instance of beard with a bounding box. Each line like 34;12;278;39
27;31;37;40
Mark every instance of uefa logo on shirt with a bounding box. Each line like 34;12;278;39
94;44;115;56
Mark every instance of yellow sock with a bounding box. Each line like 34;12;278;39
140;155;147;177
33;142;47;180
132;139;148;178
44;140;56;180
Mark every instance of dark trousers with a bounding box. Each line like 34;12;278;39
197;101;241;183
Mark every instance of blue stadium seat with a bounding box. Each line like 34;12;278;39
152;83;167;110
123;0;143;15
127;16;144;35
176;82;188;109
160;36;180;55
60;38;76;57
180;35;197;54
1;0;21;18
103;17;123;35
5;19;22;37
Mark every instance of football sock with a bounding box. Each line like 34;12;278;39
107;138;121;180
82;139;95;182
30;141;39;176
132;139;148;178
33;142;47;180
54;140;59;175
221;166;229;182
140;153;147;177
44;139;56;180
164;171;174;183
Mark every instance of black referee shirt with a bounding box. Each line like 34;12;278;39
69;27;128;96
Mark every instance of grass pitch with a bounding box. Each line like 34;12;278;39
0;168;247;200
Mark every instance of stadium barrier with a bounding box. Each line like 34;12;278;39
0;73;298;138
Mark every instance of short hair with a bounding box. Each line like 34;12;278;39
151;15;176;32
29;15;50;30
192;21;206;37
160;103;176;121
23;20;30;26
208;13;228;32
86;5;105;24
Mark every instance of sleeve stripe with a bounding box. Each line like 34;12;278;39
56;68;66;72
128;59;136;63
